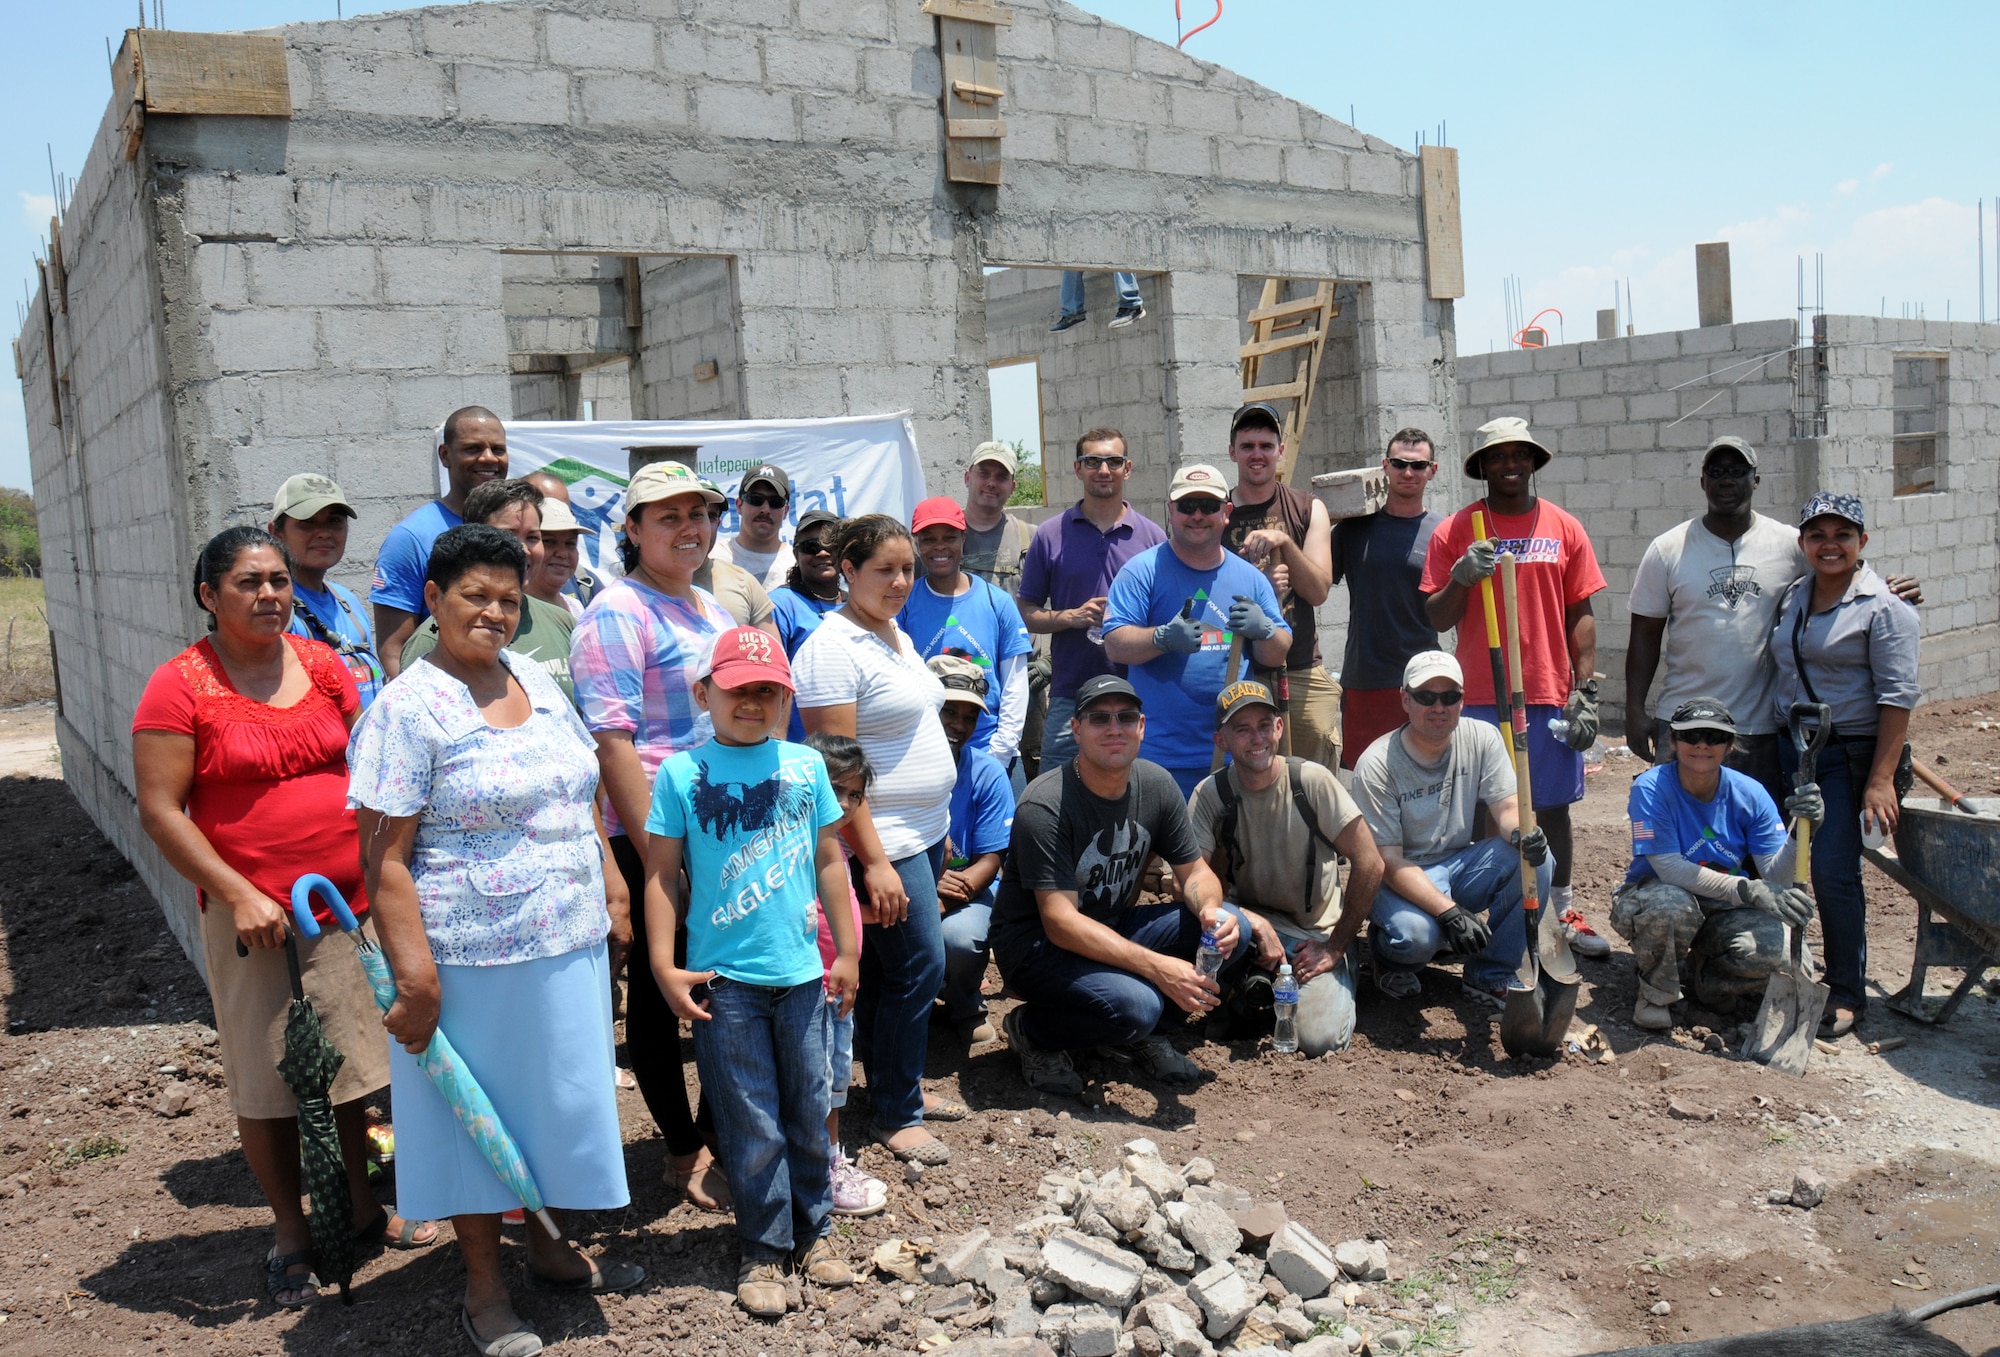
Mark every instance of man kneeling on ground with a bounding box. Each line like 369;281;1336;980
992;675;1251;1096
1612;696;1818;1030
1190;681;1383;1055
1351;651;1549;1008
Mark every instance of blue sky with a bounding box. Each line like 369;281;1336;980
5;0;1996;490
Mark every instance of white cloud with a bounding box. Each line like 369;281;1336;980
1869;162;1893;182
1835;178;1859;196
19;191;55;234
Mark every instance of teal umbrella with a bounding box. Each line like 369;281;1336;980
269;896;357;1303
291;876;560;1240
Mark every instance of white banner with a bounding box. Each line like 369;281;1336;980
451;413;928;575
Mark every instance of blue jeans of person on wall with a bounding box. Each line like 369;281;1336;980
691;976;833;1264
1040;694;1079;772
1779;738;1870;1014
1059;270;1142;318
939;882;995;1022
1004;900;1253;1051
855;840;947;1134
1367;837;1546;995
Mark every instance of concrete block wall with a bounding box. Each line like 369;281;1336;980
502;251;630;358
635;256;742;420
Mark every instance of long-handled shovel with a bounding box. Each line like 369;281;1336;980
1745;704;1833;1074
1495;551;1581;1058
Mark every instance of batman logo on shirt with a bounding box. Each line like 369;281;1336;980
1075;820;1152;917
1705;566;1762;608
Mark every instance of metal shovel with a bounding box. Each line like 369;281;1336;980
1745;704;1833;1075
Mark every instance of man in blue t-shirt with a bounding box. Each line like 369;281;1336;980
371;405;508;677
1610;696;1821;1031
1104;464;1290;798
771;509;844;742
268;474;383;708
927;656;1016;1046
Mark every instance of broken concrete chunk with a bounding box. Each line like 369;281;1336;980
1292;1338;1345;1357
1180;1156;1216;1185
1091;1183;1157;1234
967;1245;1023;1295
1123;1138;1161;1158
1188;1261;1257;1339
1029;1273;1068;1306
1227;1203;1287;1248
1333;1238;1389;1282
1182;1182;1253;1211
1302;1296;1347;1324
925;1228;993;1285
944;1339;1059;1357
994;1285;1041;1339
1126;1154;1188;1205
1177;1199;1241;1267
152;1082;194;1117
1038;1229;1147;1308
1152;1235;1198;1273
927;1282;981;1318
1273;1307;1315;1341
1146;1302;1215;1357
1066;1303;1121;1357
1267;1221;1340;1300
1790;1167;1828;1210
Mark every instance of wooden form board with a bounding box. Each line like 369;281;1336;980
1419;145;1464;301
114;29;291;160
1239;278;1340;485
924;0;1011;185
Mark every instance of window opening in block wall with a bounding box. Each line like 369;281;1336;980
1891;353;1945;496
986;358;1044;506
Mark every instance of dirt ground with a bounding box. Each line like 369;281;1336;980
3;698;1999;1356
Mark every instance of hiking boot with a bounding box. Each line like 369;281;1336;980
1003;1008;1083;1097
1108;305;1146;328
1633;999;1673;1031
1049;312;1087;333
795;1237;856;1287
829;1149;887;1217
1122;1034;1200;1084
736;1260;789;1317
1559;908;1612;959
1376;968;1422;1001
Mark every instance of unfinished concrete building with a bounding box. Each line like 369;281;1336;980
16;0;1461;960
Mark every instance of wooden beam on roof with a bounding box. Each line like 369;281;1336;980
112;28;291;162
1419;145;1464;301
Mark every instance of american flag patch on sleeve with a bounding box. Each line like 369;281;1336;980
1632;821;1654;846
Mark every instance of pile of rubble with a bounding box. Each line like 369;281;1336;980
861;1138;1418;1356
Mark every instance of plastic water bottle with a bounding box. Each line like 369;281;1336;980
1271;964;1299;1054
1195;929;1226;982
1546;714;1572;744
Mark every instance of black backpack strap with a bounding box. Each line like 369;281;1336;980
1285;756;1338;852
1211;764;1240;891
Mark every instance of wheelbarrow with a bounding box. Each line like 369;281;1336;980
1862;794;2000;1026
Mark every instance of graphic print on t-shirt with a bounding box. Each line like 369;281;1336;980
692;765;821;929
1487;535;1562;567
1076;819;1152;917
1705;566;1761;607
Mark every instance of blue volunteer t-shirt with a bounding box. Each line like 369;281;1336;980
1624;763;1787;885
286;580;384;709
370;500;463;620
1103;545;1283;772
771;585;841;742
647;738;843;987
947;745;1016;870
898;576;1032;755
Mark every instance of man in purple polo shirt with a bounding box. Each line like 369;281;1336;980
1018;426;1168;771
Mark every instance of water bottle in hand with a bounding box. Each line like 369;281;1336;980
1195;928;1225;982
1546;714;1572;744
1271;963;1299;1054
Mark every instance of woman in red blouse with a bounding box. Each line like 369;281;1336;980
133;527;435;1307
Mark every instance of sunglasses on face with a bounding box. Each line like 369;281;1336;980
797;536;832;556
1386;456;1434;473
1174;497;1225;516
1079;708;1143;728
1674;728;1733;747
740;492;787;510
1078;455;1128;471
1703;463;1754;481
1406;688;1463;707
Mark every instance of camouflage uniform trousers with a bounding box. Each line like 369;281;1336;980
1609;877;1791;1010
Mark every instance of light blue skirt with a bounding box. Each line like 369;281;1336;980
388;942;629;1220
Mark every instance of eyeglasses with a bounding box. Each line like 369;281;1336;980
1406;688;1463;707
740;491;787;509
1079;708;1143;728
1174;497;1225;516
1674;728;1733;747
1703;462;1754;481
1386;456;1435;473
1078;455;1128;471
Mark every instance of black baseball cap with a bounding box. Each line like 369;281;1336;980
1075;674;1141;713
1667;696;1737;736
1230;402;1283;439
795;508;841;535
740;464;792;500
1216;679;1279;724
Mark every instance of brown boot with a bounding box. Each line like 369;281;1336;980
736;1260;789;1317
796;1237;855;1287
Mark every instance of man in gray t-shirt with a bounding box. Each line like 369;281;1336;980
1350;651;1549;1005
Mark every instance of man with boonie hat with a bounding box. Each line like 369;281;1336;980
925;655;1017;1047
991;674;1249;1096
1350;651;1549;1008
522;470;604;612
1610;695;1815;1031
269;473;384;708
1419;416;1606;947
713;463;795;591
1103;463;1291;798
1188;679;1384;1055
524;492;598;621
1624;437;1921;807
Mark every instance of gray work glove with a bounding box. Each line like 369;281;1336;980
1153;599;1204;655
1736;878;1816;929
1435;905;1492;956
1561;682;1600;751
1450;538;1498;588
1511;826;1549;868
1226;594;1279;642
1783;782;1825;830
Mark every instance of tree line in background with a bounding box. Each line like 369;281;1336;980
1005;439;1043;507
0;490;39;577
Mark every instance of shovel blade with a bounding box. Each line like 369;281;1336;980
1746;969;1831;1076
1499;973;1581;1058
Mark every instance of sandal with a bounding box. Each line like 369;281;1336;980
265;1248;321;1308
354;1206;440;1256
664;1154;733;1213
872;1124;951;1166
461;1303;544;1357
527;1254;647;1293
922;1095;969;1122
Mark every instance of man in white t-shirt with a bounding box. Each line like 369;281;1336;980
1624;436;1920;803
712;463;795;590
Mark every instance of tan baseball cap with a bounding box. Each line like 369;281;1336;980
970;441;1018;475
537;497;593;534
1167;463;1230;501
926;654;991;712
1463;416;1553;478
625;461;725;517
272;473;355;522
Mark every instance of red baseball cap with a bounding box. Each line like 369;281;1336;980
911;496;967;533
699;626;794;691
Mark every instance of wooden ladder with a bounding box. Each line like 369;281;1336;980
1238;280;1340;485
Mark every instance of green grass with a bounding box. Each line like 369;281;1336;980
1374;1232;1523;1354
51;1134;126;1168
0;578;54;707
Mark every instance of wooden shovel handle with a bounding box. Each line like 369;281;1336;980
1911;757;1975;812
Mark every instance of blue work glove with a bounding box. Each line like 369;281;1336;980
1511;826;1549;868
1153;600;1204;655
1226;594;1279;642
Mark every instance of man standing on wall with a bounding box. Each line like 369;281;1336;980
1329;429;1447;768
371;405;507;677
711;463;795;592
1420;417;1611;957
1221;402;1340;769
1017;428;1167;772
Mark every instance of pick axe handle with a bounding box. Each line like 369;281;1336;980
1470;511;1512;737
1211;631;1247;772
1499;552;1541;926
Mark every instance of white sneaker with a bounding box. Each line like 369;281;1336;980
829;1149;887;1217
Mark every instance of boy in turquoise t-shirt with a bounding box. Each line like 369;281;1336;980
642;627;860;1316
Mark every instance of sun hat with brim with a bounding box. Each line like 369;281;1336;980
1667;696;1737;737
626;461;725;516
272;473;356;522
537;498;593;534
1462;416;1553;478
1798;491;1865;531
927;654;990;712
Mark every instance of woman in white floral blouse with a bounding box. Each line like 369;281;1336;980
348;525;642;1356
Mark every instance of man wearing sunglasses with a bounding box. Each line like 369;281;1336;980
1104;464;1292;799
712;463;795;590
992;675;1248;1096
1610;697;1816;1031
1351;652;1548;1007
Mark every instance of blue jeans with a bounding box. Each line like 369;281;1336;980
940;883;995;1021
1368;837;1546;994
1779;739;1869;1012
1059;270;1142;317
692;977;832;1263
856;841;947;1133
1041;693;1078;770
1004;901;1252;1051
